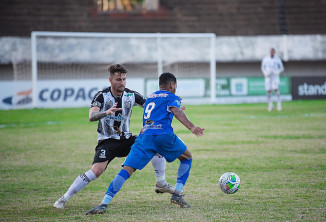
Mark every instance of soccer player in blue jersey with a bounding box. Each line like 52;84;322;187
53;64;174;210
86;72;205;215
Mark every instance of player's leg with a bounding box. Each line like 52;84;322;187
151;154;175;194
101;166;135;206
85;165;136;215
267;90;273;111
273;76;281;111
175;149;192;196
170;148;192;208
155;134;191;208
119;136;174;194
89;138;137;210
54;140;113;209
274;89;281;110
53;162;105;209
53;167;98;209
265;77;274;111
86;135;155;215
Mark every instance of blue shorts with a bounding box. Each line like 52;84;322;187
123;133;187;170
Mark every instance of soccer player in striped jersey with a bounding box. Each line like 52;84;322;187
54;64;174;210
85;72;204;215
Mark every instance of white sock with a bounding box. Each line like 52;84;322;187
63;170;97;201
267;92;272;105
275;91;281;105
151;154;167;187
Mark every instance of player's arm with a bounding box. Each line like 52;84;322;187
89;103;122;122
261;60;265;74
277;58;284;75
178;96;186;111
261;59;270;76
170;106;204;137
132;89;146;108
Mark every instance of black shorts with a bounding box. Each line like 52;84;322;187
92;136;136;166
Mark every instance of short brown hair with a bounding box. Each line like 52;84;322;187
108;64;128;76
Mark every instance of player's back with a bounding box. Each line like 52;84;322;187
141;90;180;135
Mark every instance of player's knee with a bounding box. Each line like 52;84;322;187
91;163;106;177
185;153;192;160
123;166;136;176
92;169;103;178
178;149;192;160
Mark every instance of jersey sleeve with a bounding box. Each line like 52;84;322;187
134;91;146;107
167;94;181;109
125;88;146;106
276;58;284;75
261;58;269;76
90;91;104;109
125;88;146;107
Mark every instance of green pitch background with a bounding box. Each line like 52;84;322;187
0;100;325;221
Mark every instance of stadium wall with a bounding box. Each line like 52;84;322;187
0;35;326;109
0;0;325;36
1;34;325;80
0;34;325;109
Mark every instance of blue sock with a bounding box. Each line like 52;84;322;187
175;159;192;195
101;169;130;205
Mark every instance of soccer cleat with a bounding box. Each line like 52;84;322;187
268;103;274;112
85;204;108;215
53;196;67;209
155;183;175;194
170;193;191;208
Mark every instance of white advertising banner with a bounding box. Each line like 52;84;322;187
145;78;206;97
37;80;108;108
0;77;292;109
0;78;144;109
0;81;33;109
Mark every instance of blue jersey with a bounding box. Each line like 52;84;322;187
141;90;181;135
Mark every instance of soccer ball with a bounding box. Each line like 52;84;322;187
219;172;240;194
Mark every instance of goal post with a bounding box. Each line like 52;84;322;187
30;31;216;108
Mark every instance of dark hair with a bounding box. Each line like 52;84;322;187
159;72;177;86
108;64;128;76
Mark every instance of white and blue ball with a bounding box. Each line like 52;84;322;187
219;172;240;194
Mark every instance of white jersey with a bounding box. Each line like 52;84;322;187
91;87;145;141
261;55;284;77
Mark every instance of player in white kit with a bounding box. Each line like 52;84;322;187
261;48;284;111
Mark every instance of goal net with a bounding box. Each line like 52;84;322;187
27;32;216;108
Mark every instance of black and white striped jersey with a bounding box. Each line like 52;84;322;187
90;87;145;141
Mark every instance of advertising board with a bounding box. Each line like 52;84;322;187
291;77;326;100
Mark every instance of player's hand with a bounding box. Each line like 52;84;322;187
177;96;186;110
105;103;122;115
191;126;205;137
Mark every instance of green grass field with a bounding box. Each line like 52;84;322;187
0;100;326;221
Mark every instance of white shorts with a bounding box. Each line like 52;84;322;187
265;74;280;91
